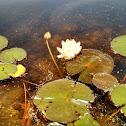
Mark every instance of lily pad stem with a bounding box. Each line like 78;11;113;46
44;32;63;78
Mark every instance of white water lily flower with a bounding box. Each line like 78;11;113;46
57;39;82;60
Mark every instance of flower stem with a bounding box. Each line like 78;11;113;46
22;81;27;126
120;74;126;84
45;39;63;78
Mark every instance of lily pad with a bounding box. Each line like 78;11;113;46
34;79;94;123
0;48;27;63
0;35;8;51
74;113;100;126
66;49;114;84
121;105;126;115
111;35;126;56
9;64;26;77
111;84;126;106
92;73;118;92
0;63;17;80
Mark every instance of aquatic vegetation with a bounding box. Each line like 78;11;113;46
0;48;27;63
0;33;125;125
121;105;126;115
110;84;126;115
0;63;17;80
44;32;63;78
73;113;99;126
92;73;118;92
111;84;126;106
9;64;26;77
0;85;24;125
57;39;82;60
111;35;126;56
34;79;94;123
0;35;27;80
0;35;8;50
44;32;51;40
66;49;114;84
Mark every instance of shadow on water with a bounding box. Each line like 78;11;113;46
0;0;126;125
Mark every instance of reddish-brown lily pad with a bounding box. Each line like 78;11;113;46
92;73;118;92
66;49;114;84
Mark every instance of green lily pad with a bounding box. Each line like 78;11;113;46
111;35;126;56
121;105;126;115
74;113;100;126
92;73;118;92
66;49;114;84
34;79;94;123
111;84;126;106
0;35;8;51
0;63;17;80
0;48;27;63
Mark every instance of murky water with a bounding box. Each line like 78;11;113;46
0;0;126;125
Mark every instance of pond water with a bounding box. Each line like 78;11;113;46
0;0;126;125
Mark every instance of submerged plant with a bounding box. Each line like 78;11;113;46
57;39;82;60
111;35;126;56
66;49;114;84
34;79;94;123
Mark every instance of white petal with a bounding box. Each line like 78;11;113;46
57;47;63;54
61;40;65;46
57;54;64;58
76;42;80;46
76;46;82;54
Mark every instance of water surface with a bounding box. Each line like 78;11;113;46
0;0;126;125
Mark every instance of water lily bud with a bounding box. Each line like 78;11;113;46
44;32;51;40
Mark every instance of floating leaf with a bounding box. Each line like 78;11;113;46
74;113;100;126
111;84;126;106
92;73;118;92
0;35;8;51
34;79;94;123
66;49;114;84
0;63;17;80
9;64;26;77
121;105;126;115
0;48;27;63
111;35;126;56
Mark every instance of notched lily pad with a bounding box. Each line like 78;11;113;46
34;79;94;123
0;48;27;63
0;35;8;51
111;35;126;56
92;73;118;92
111;84;126;106
66;49;114;84
0;63;17;80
